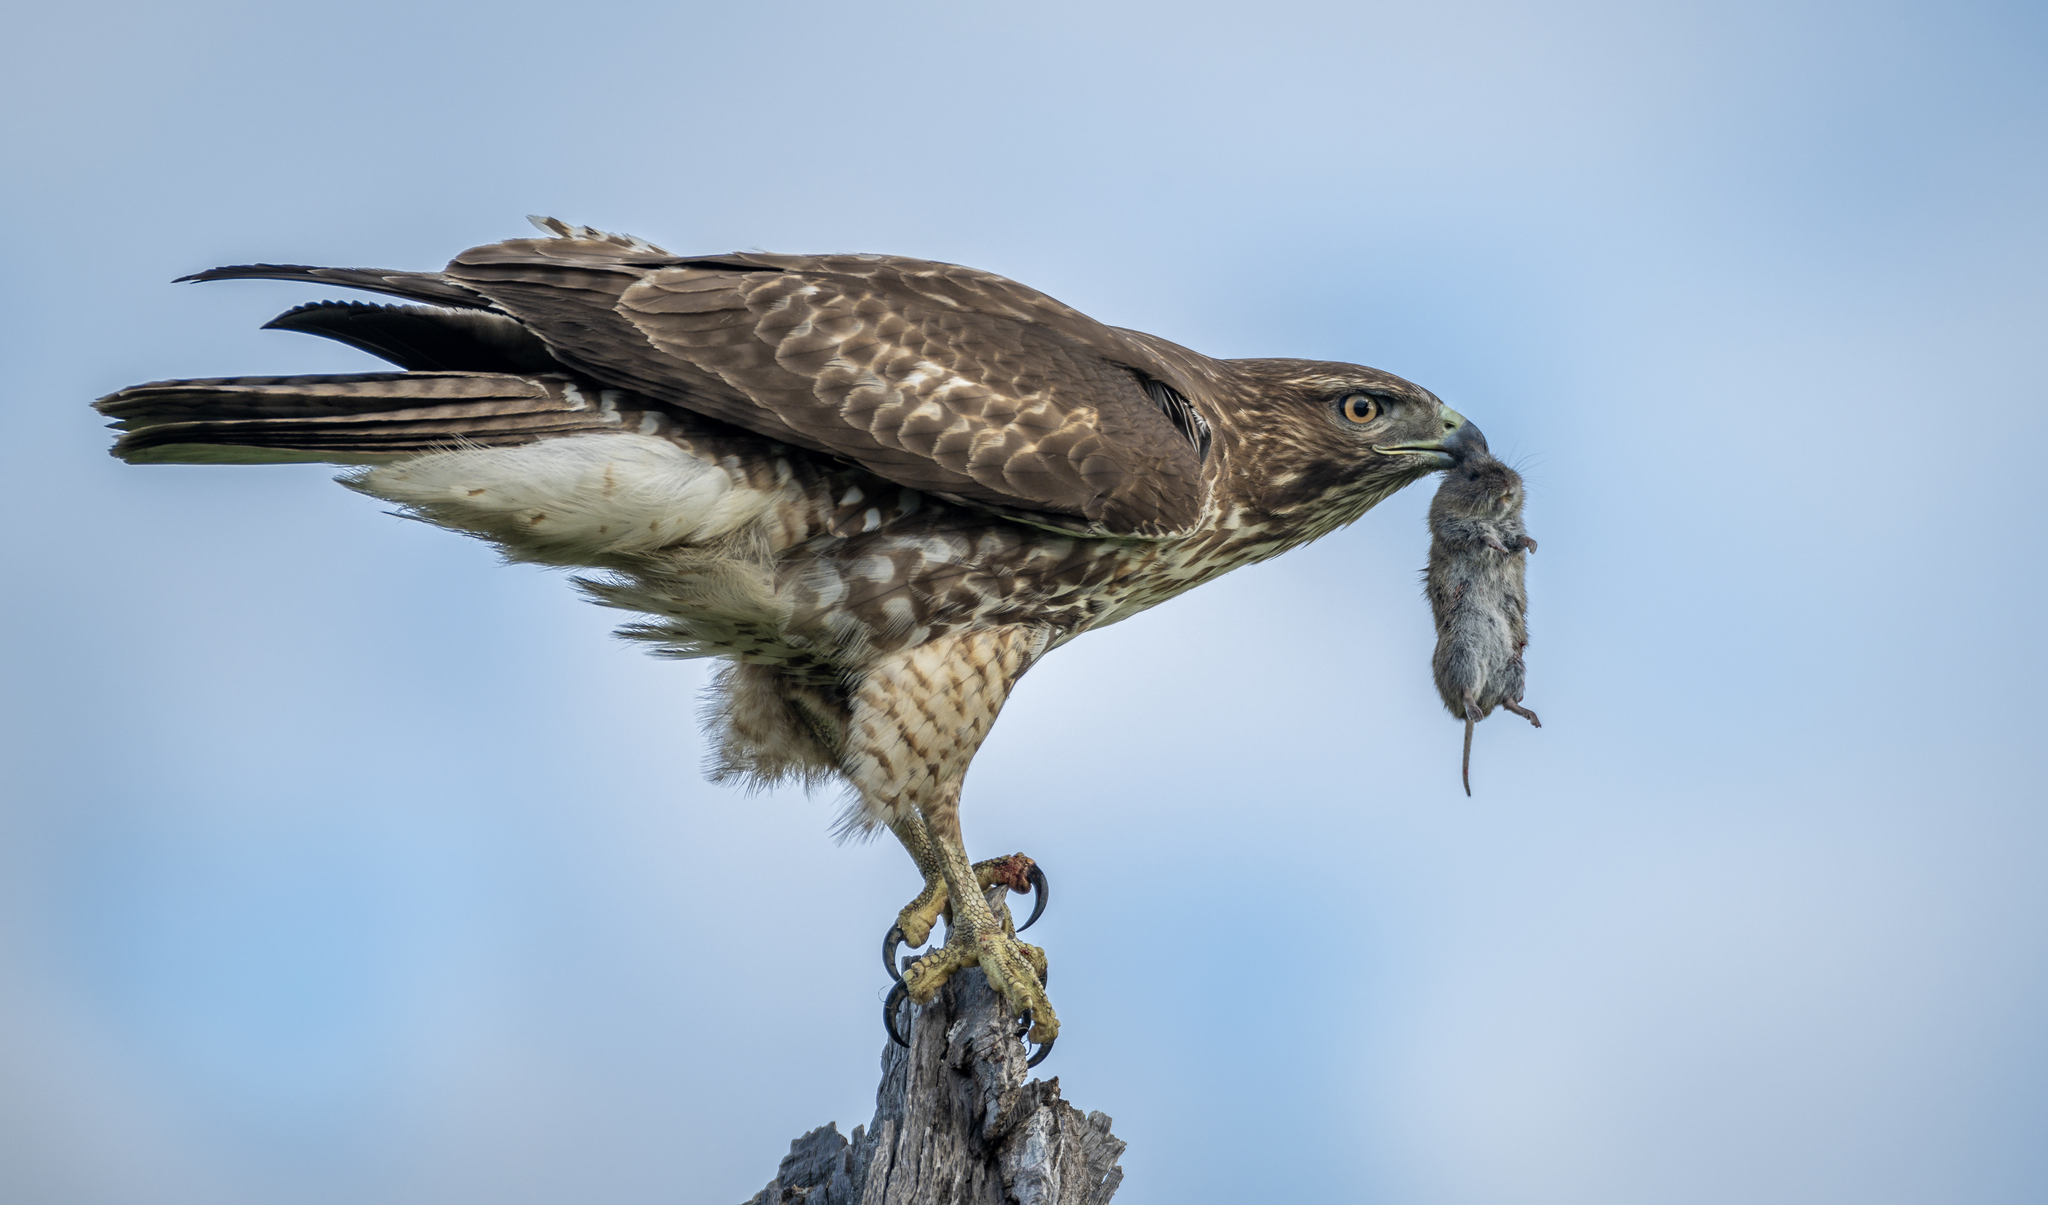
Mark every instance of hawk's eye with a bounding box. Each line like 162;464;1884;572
1339;393;1381;425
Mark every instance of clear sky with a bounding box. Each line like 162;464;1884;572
3;2;2044;1203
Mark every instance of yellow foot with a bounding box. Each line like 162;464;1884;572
891;874;950;951
900;902;1058;1047
885;854;1047;980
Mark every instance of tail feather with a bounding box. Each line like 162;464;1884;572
94;371;618;465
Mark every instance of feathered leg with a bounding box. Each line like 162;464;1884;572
847;627;1059;1047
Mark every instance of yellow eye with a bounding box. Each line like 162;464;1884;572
1340;393;1380;424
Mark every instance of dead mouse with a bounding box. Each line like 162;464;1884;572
1426;448;1540;795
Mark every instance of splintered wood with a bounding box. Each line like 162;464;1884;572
742;969;1123;1205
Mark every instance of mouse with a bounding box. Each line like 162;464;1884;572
1425;450;1541;795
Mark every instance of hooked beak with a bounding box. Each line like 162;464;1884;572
1371;405;1488;468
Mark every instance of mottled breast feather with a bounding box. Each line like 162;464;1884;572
443;237;1214;537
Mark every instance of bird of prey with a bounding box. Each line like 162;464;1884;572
95;218;1483;1062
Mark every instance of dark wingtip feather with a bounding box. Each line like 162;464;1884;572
258;299;382;329
262;300;560;373
168;263;493;309
175;263;326;284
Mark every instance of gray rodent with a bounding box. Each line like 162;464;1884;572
1426;449;1540;795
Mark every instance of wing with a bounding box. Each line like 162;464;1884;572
262;301;562;373
438;230;1217;536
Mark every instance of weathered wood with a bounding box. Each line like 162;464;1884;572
743;896;1124;1205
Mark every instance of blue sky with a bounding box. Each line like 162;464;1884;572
3;2;2044;1202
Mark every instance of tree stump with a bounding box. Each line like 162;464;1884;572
742;898;1124;1205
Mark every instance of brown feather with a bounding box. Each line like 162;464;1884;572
442;240;1212;536
175;263;490;309
96;372;620;463
262;301;560;373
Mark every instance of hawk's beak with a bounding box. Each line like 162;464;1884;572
1372;405;1486;468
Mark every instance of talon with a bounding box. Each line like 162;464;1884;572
883;924;908;985
901;855;1060;1053
1017;863;1049;933
884;982;910;1048
1027;1035;1055;1068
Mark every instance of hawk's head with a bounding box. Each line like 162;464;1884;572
1219;358;1481;534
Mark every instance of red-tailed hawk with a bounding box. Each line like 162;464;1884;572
95;219;1483;1063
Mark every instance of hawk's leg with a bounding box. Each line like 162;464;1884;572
899;804;1057;1043
885;811;949;955
848;627;1059;1046
883;811;1045;979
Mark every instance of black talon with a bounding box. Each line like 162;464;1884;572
1017;864;1049;933
1015;1008;1052;1066
883;925;908;985
884;982;910;1048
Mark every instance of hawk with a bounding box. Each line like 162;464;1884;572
95;219;1484;1061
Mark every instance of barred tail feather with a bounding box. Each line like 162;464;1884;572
94;371;616;465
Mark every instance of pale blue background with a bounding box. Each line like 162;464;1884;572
3;2;2044;1203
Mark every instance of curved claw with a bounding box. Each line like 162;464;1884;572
1014;1007;1052;1066
1016;864;1049;933
883;925;908;985
884;982;910;1048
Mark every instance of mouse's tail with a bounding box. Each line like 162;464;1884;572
1461;692;1479;796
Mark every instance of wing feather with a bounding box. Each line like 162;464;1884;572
182;232;1221;535
444;238;1215;536
262;301;561;373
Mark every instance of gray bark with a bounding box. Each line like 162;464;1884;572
742;900;1124;1205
